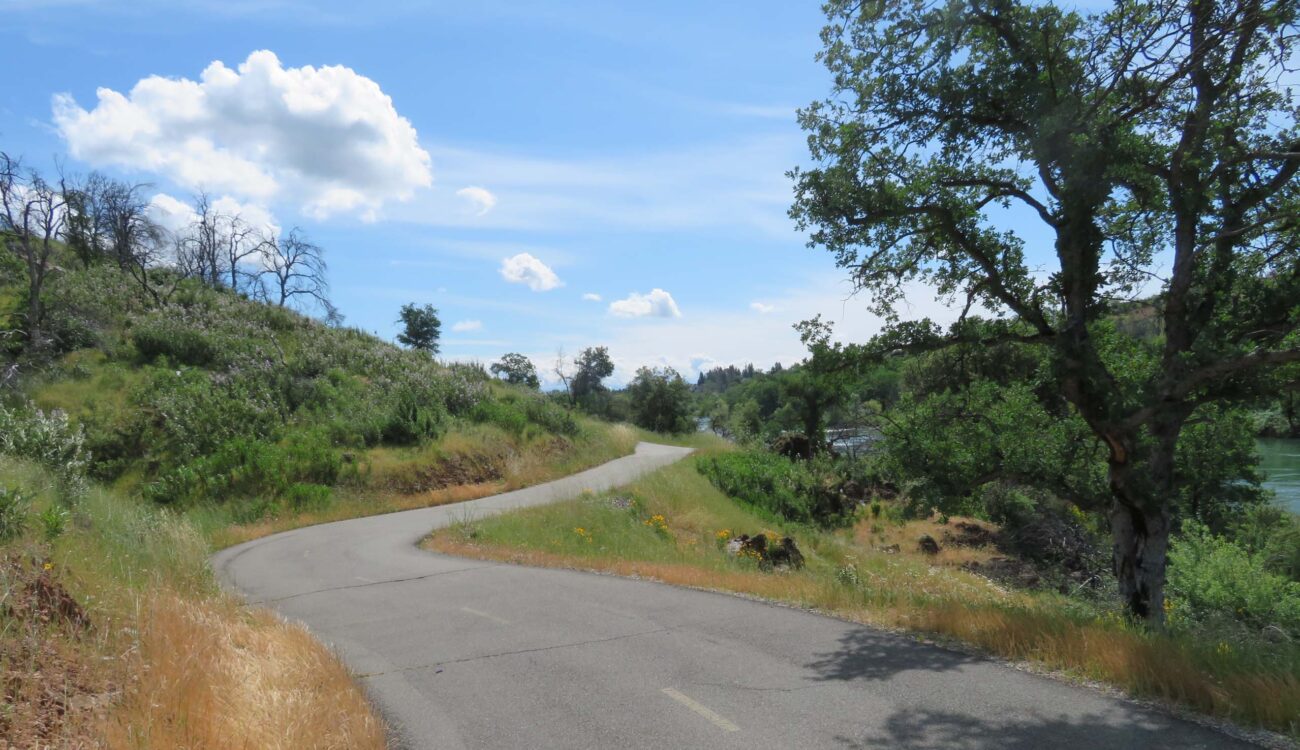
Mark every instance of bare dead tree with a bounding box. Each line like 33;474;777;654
60;170;111;269
260;227;329;311
174;192;266;294
0;152;67;349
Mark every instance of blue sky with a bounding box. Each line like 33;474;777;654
0;0;1100;386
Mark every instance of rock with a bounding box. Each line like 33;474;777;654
768;537;805;570
917;534;941;555
942;521;996;548
770;432;814;460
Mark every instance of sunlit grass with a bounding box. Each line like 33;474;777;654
427;457;1300;738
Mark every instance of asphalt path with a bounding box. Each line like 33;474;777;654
213;442;1254;749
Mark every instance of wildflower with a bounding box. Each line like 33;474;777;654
1216;642;1232;657
43;562;53;571
716;529;731;540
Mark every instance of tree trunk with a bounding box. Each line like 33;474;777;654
1109;498;1171;625
1104;412;1185;627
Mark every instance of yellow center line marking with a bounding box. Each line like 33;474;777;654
459;606;510;625
661;687;740;732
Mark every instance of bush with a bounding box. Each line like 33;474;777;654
696;450;853;527
1167;521;1300;636
145;431;341;507
0;485;28;541
471;394;579;438
0;403;89;498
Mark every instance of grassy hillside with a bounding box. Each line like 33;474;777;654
5;263;636;535
0;258;639;746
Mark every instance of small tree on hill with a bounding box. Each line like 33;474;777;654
396;303;441;355
491;352;540;389
628;367;694;433
570;346;615;411
260;228;330;313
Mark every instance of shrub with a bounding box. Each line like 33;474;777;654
0;485;28;541
145;431;341;507
0;403;89;498
38;504;69;541
1167;521;1300;636
131;321;217;366
696;450;852;527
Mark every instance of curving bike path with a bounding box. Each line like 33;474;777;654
214;442;1255;749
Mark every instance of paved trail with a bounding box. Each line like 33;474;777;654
214;442;1252;749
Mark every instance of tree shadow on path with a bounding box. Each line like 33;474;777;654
833;706;1251;750
804;625;978;682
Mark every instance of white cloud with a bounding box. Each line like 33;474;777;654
609;288;682;319
455;186;497;216
581;292;602;302
53;50;431;220
147;191;279;237
499;252;563;291
592;276;979;385
750;301;776;314
451;319;482;332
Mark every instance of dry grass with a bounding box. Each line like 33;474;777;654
102;592;385;750
0;457;388;749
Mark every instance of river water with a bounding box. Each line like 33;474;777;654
1257;438;1300;514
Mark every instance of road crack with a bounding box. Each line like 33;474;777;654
253;564;500;605
357;626;677;678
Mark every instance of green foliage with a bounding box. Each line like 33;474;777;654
396;302;440;354
0;484;28;541
1175;405;1269;531
1231;505;1300;582
490;352;540;389
627;366;693;434
0;402;89;499
1168;522;1300;637
37;504;68;541
569;346;615;413
144;430;341;507
696;450;852;527
871;379;1109;516
471;391;580;438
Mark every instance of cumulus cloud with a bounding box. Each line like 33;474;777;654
581;292;602;302
451;319;482;332
53;50;431;220
147;192;279;237
455;186;497;216
609;288;682;319
499;252;562;291
750;301;776;314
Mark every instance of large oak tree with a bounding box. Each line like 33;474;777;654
791;0;1300;625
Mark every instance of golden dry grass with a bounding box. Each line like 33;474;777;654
102;592;386;750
